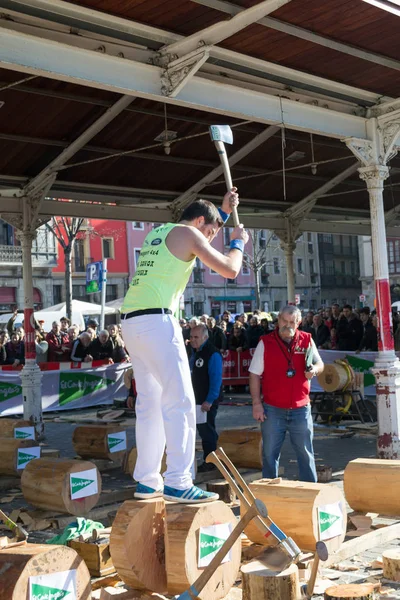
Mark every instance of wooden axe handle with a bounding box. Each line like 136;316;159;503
214;140;239;227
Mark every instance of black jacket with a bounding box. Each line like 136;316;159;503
245;325;264;349
89;338;114;360
228;330;246;350
208;326;227;351
336;316;363;351
71;339;90;362
311;323;330;348
191;341;223;406
358;320;378;351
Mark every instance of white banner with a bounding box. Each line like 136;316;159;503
70;467;98;500
198;523;232;568
0;363;129;415
17;446;41;470
30;569;77;600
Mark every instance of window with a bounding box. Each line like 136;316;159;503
102;238;114;260
134;249;141;269
261;265;269;285
153;223;162;229
259;230;267;249
297;258;303;274
341;261;346;274
194;302;204;315
307;233;312;242
73;239;85;272
322;234;332;243
350;261;355;275
309;259;314;274
193;257;204;284
274;300;281;311
72;284;94;303
326;260;334;275
273;257;280;274
53;284;62;305
242;262;250;275
396;240;400;263
224;227;231;246
106;284;118;303
132;222;144;230
227;277;236;284
388;241;394;262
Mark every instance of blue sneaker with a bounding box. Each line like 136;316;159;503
163;485;219;503
134;483;163;499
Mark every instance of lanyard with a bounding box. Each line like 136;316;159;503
274;329;298;369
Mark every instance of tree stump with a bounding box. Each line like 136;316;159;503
0;418;36;439
73;425;128;462
124;447;167;477
382;549;400;581
21;457;102;515
241;561;300;600
218;429;262;469
344;458;400;515
165;500;241;599
0;542;91;599
0;438;41;475
324;583;376;599
242;479;346;552
110;498;167;594
206;481;235;504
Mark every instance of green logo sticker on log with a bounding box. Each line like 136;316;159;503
0;382;22;402
59;372;113;406
318;502;344;541
15;426;35;440
70;467;98;500
198;523;232;568
17;446;41;469
29;570;77;600
107;430;127;453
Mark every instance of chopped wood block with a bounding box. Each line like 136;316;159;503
0;438;41;476
0;542;91;599
73;425;128;462
41;448;61;458
110;499;167;594
0;419;36;439
165;500;241;600
344;458;400;515
382;549;400;581
69;539;114;577
207;480;235;503
241;561;300;600
324;583;376;599
242;479;346;552
219;429;262;469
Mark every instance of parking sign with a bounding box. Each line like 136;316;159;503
86;261;103;294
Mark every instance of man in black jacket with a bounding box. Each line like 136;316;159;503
336;305;363;351
245;315;264;349
190;324;223;473
207;317;227;351
311;314;330;348
90;330;114;362
358;308;378;352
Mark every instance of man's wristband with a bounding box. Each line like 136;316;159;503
218;208;230;223
230;239;244;253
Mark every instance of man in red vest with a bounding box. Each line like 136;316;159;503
249;305;324;482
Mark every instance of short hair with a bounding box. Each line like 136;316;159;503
189;317;200;326
343;304;352;310
332;303;340;308
60;316;70;325
359;307;370;315
99;329;109;338
79;332;90;341
208;317;216;327
192;323;209;338
279;305;302;322
179;199;224;227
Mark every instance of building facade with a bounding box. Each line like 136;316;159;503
318;233;362;307
0;220;57;313
359;235;400;306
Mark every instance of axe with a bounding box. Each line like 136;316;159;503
209;125;239;227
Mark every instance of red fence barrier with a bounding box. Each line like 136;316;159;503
222;349;255;385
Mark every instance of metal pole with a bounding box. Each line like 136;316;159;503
100;258;107;330
282;242;296;304
19;230;44;439
359;165;400;459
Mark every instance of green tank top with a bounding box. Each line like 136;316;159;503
122;223;195;315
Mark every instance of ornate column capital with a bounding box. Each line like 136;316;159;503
358;165;390;189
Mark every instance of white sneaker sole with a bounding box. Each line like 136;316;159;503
134;490;163;499
163;493;219;503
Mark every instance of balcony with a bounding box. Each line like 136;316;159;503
332;245;358;257
0;245;57;267
321;273;360;288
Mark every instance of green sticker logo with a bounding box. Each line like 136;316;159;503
15;431;31;439
0;382;22;403
319;511;341;534
31;583;71;600
108;436;124;450
59;372;113;406
199;533;226;559
17;451;36;467
70;477;94;494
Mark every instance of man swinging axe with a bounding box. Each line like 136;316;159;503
121;187;248;503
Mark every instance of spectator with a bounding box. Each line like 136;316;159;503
219;320;227;335
207;317;227;351
179;318;187;329
249;305;324;482
311;314;330;348
5;332;25;367
71;332;93;363
35;332;48;364
321;327;337;350
60;316;70;334
245;315;264;349
87;318;99;335
200;314;209;324
90;329;114;362
221;311;233;334
190;324;223;473
108;324;128;363
357;308;378;352
37;319;46;338
331;303;341;328
68;325;79;342
124;367;137;410
86;327;96;342
0;331;8;364
238;313;249;329
324;307;334;331
228;322;246;352
46;321;70;362
260;318;270;335
336;305;363;351
184;318;200;354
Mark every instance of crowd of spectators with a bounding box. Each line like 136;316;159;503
0;310;129;367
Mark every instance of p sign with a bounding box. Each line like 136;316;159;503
86;261;103;294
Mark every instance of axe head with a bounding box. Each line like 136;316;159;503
316;541;329;561
209;124;233;145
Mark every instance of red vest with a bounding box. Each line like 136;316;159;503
261;329;312;409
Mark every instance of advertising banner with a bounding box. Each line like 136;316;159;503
198;523;232;568
70;468;98;500
29;570;77;600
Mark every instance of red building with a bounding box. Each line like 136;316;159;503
52;218;129;305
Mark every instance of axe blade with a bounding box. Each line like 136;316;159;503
209;124;233;145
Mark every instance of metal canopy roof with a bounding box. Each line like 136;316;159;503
0;0;400;236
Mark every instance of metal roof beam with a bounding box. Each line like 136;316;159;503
0;26;368;140
161;0;291;57
191;0;400;73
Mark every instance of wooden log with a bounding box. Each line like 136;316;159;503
207;481;235;504
165;500;241;599
218;429;262;469
69;538;114;577
0;418;36;439
21;457;102;516
0;438;41;475
241;561;300;600
124;447;167;477
344;458;400;515
324;583;376;599
0;542;91;599
73;425;128;462
110;498;167;594
382;549;400;581
242;479;346;552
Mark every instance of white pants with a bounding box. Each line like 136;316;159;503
122;313;196;490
